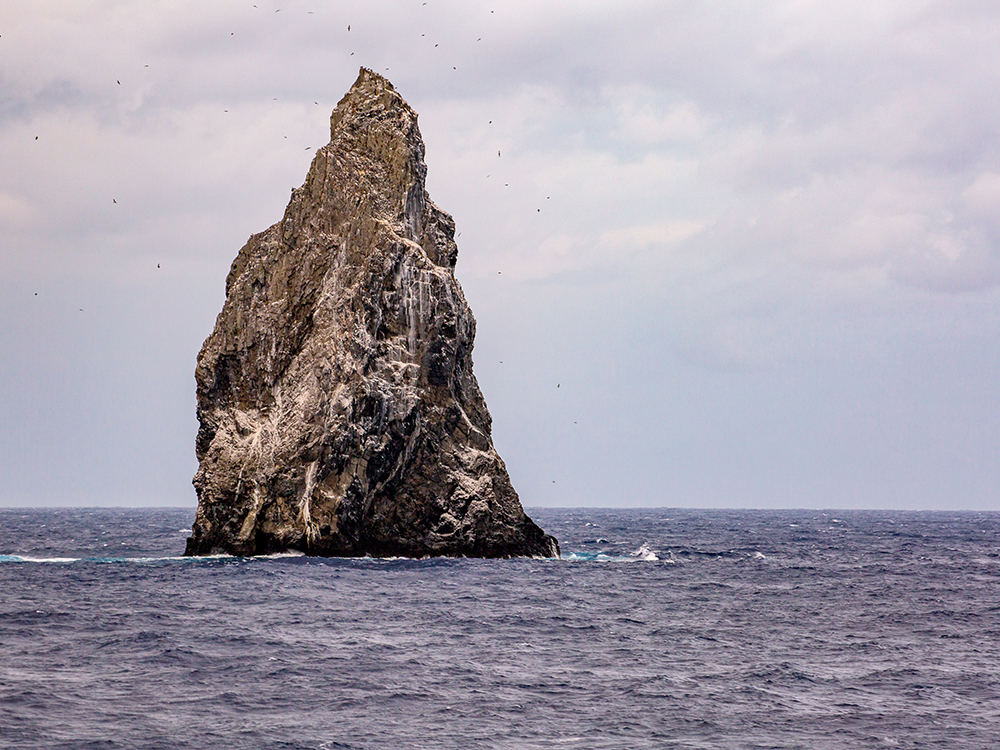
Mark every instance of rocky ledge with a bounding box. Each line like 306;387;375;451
184;68;558;559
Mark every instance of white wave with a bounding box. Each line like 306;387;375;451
564;546;666;563
564;552;626;562
0;553;232;564
972;557;1000;566
631;543;659;561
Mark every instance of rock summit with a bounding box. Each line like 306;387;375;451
185;68;558;559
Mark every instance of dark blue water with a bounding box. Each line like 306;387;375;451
2;508;1000;749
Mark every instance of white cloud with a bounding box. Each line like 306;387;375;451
600;220;706;252
3;0;1000;508
0;191;36;227
962;172;1000;215
613;93;714;147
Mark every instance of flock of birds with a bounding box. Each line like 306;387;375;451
70;4;552;270
24;3;574;464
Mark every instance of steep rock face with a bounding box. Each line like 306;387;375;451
185;68;558;559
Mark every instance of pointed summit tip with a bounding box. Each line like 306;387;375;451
353;66;395;92
329;67;410;140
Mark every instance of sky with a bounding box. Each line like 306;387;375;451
1;0;998;510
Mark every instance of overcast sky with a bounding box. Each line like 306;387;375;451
1;0;998;510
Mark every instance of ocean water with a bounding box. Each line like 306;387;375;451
2;508;1000;750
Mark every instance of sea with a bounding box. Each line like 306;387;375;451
2;507;999;750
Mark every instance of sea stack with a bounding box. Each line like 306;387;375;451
185;68;558;559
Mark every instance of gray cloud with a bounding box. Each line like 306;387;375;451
2;0;998;509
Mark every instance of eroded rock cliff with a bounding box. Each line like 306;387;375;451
185;68;558;558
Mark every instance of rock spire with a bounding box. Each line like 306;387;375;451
185;68;558;558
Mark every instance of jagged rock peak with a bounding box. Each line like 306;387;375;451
185;67;559;559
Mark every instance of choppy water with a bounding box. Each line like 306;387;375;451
2;507;1000;749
